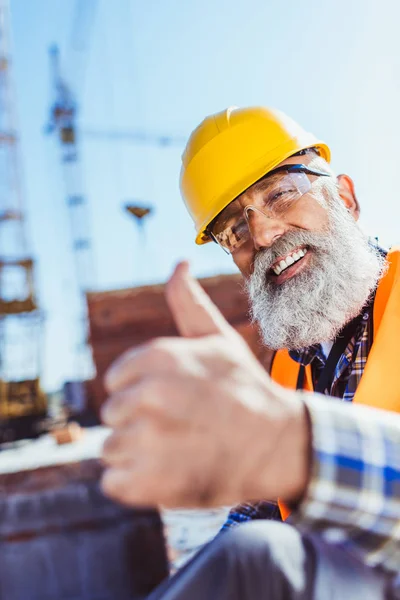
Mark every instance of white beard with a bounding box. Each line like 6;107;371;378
246;199;386;350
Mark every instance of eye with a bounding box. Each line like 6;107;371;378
270;189;292;202
268;187;297;205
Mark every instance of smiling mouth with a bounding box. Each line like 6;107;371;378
269;246;309;277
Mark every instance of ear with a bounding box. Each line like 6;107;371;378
337;174;360;221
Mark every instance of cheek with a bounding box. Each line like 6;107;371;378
232;244;255;277
288;195;329;232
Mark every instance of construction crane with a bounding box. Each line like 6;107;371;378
45;42;185;414
0;0;46;441
83;128;187;147
46;44;95;292
45;44;96;417
46;44;184;286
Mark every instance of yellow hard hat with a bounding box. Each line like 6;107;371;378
180;106;331;244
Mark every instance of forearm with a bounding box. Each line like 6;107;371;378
290;394;400;574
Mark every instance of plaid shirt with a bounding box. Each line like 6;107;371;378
293;394;400;581
222;305;372;530
288;306;371;401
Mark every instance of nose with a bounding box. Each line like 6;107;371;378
245;207;287;251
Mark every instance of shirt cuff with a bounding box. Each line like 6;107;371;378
289;393;400;573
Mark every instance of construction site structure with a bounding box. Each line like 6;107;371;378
45;39;187;413
46;44;96;399
0;0;46;439
47;44;95;293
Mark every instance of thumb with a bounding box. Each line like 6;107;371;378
165;261;236;338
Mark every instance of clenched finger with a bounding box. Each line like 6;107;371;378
102;425;139;466
101;379;166;427
105;338;182;393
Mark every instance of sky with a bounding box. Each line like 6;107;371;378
7;0;400;390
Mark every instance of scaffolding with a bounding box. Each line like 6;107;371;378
0;0;45;420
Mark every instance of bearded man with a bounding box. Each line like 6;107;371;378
101;107;400;599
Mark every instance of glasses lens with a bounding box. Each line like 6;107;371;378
213;216;249;254
256;172;311;216
211;170;313;254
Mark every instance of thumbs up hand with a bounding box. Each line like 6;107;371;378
101;262;309;508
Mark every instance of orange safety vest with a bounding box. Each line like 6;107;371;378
271;246;400;520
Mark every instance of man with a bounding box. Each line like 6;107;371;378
100;107;400;598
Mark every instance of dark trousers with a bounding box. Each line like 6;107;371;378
149;521;393;599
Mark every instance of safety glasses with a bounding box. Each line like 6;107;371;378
208;164;330;254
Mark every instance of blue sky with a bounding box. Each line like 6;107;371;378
9;0;400;389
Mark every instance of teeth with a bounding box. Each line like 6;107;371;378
285;255;295;266
279;259;287;271
272;248;308;276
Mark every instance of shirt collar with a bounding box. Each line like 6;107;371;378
289;344;326;367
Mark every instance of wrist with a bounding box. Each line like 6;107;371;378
278;394;312;501
242;388;311;502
